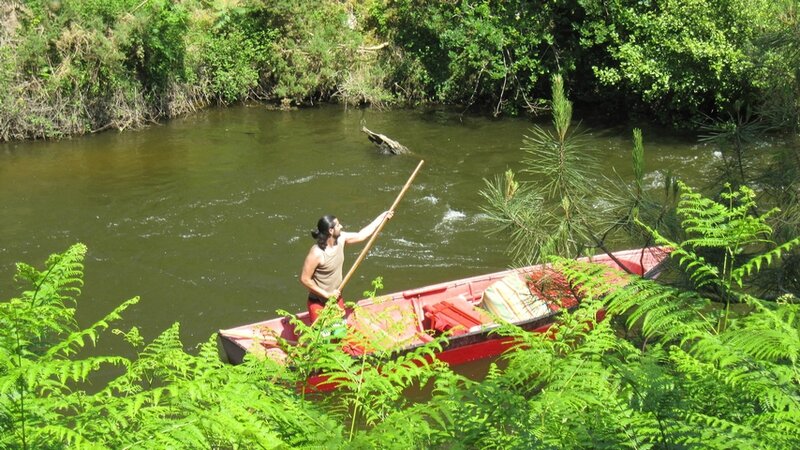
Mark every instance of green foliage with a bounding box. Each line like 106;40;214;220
582;0;765;125
748;0;800;131
257;0;371;105
370;0;564;115
274;285;450;447
199;26;267;104
0;246;455;448
598;185;800;447
74;324;340;449
336;61;396;108
481;76;676;265
472;80;800;445
641;182;800;305
0;243;137;449
3;196;800;448
368;0;798;126
3;0;799;139
0;244;329;448
135;0;190;91
441;184;800;448
2;0;386;140
481;75;600;263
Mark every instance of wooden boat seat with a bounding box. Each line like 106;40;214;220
423;297;491;336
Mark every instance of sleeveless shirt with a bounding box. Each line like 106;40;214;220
311;242;345;297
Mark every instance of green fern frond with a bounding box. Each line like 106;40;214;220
677;412;762;448
674;328;800;416
676;182;773;250
15;243;87;308
46;297;139;358
731;236;800;284
20;356;128;387
747;410;800;447
724;323;799;363
574;267;714;340
24;424;103;450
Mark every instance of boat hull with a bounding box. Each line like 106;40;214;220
219;247;669;388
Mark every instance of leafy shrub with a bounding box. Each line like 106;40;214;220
370;0;563;115
0;245;450;448
583;0;758;125
0;243;137;447
3;0;799;139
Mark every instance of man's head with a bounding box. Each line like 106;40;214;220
311;215;339;248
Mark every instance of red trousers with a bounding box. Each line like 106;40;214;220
307;296;346;323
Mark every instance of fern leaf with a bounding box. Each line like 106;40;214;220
731;236;800;282
46;297;139;358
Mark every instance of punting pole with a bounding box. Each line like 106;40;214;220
338;159;425;294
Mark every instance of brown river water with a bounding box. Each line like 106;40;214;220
0;104;723;360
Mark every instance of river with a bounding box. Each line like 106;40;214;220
0;104;717;358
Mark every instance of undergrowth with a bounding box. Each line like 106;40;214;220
2;182;799;448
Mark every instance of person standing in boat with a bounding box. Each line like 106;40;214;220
300;211;393;322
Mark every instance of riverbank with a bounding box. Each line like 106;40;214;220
2;0;798;142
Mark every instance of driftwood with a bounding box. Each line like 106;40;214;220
361;126;410;155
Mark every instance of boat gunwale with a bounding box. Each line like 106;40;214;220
218;246;671;365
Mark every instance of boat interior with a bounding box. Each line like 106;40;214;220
247;268;578;356
220;246;670;365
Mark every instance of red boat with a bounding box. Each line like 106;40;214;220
219;247;670;377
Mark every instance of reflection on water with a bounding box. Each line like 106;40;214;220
0;105;729;362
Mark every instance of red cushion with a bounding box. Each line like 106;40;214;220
424;301;484;336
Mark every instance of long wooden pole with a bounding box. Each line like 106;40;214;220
338;159;425;293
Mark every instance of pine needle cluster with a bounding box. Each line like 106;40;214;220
480;75;679;267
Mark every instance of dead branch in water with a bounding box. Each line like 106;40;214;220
361;126;409;155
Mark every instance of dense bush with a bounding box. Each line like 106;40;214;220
371;0;797;126
1;0;381;140
581;0;768;125
1;0;797;140
369;0;576;116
